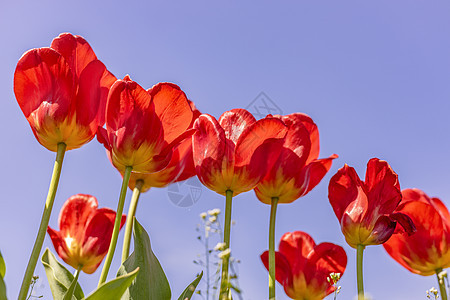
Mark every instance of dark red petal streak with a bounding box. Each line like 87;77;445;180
58;194;98;238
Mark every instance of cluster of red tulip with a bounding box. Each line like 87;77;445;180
6;32;450;300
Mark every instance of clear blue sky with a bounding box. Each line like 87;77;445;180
1;1;450;299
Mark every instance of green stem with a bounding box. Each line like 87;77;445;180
98;166;132;286
219;190;233;299
436;268;448;300
121;179;144;262
18;143;66;300
269;197;279;300
356;244;365;300
63;266;82;300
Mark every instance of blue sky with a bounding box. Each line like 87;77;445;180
1;1;450;299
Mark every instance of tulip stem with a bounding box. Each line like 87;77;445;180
269;197;279;300
98;166;132;286
121;179;144;262
18;142;67;300
219;190;233;299
356;244;365;300
63;266;82;300
436;268;448;300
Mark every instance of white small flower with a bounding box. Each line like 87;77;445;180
209;216;217;223
218;248;231;259
208;208;221;216
214;242;226;251
200;212;207;220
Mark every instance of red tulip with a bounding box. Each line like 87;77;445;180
47;194;126;274
255;113;337;204
383;188;450;276
97;78;194;174
127;100;201;192
261;231;347;300
328;158;415;248
192;109;287;196
14;33;116;151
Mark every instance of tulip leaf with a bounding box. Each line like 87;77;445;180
0;251;6;300
41;248;84;300
84;267;139;300
177;271;203;300
117;218;171;300
0;251;5;278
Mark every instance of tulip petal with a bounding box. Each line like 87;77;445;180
149;83;193;145
384;201;450;275
261;251;293;289
47;227;70;264
390;212;416;235
83;208;125;257
282;113;319;164
76;60;108;129
58;194;98;239
364;215;396;245
50;33;97;78
218;109;256;145
328;164;365;221
298;154;338;197
307;242;347;275
279;231;315;275
192;114;229;193
14;48;76;123
364;158;402;217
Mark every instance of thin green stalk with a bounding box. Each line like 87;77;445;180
63;266;82;300
436;268;448;300
121;179;144;262
98;166;132;286
219;190;233;300
269;197;279;300
18;143;67;300
356;244;365;300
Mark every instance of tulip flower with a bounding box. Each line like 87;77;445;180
261;231;347;300
13;33;115;300
192;109;288;298
47;194;126;274
383;188;450;299
96;77;195;284
253;113;337;299
121;100;200;261
328;158;415;299
14;33;116;152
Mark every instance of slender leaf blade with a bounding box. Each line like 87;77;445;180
41;248;84;300
117;218;171;300
177;271;203;300
84;268;139;300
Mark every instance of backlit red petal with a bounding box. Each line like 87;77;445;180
218;109;256;145
282;113;319;164
364;158;401;216
261;251;293;289
58;194;98;238
279;231;315;275
50;33;97;78
14;48;76;122
149;83;193;145
298;154;338;196
328;164;364;221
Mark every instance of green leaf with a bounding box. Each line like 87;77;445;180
0;250;6;300
177;271;203;300
84;268;139;300
0;251;5;278
41;248;84;300
117;218;171;300
0;276;6;300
